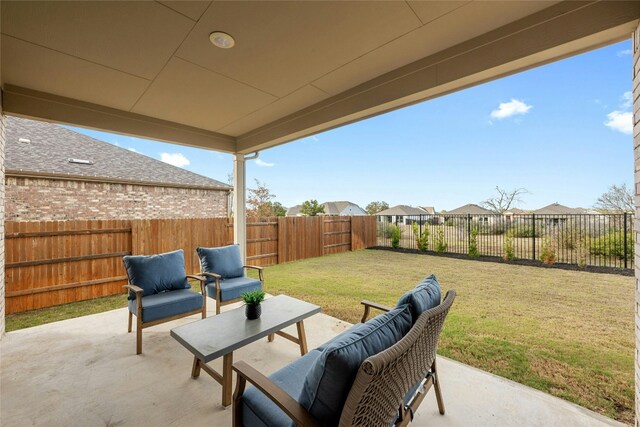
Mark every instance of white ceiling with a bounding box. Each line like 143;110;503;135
1;1;638;153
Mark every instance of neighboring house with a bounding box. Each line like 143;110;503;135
445;203;495;224
322;201;367;216
5;116;231;221
286;205;302;216
532;203;587;224
418;206;436;215
376;205;429;225
286;201;366;216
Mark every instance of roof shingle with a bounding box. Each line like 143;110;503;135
5;116;230;190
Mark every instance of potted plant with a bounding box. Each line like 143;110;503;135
242;289;266;320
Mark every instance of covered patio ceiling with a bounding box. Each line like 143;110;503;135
1;1;639;154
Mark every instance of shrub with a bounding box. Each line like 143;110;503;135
468;227;479;258
503;232;515;261
508;223;543;238
577;234;588;268
390;224;402;249
435;226;448;253
412;222;429;252
477;222;507;235
589;231;633;260
377;222;395;239
540;235;556;265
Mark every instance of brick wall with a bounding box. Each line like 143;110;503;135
5;176;230;221
634;24;639;427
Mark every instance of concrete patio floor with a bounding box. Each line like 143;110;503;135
0;299;626;427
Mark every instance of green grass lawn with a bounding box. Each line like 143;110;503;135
5;249;634;423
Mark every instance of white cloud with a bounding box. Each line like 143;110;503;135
604;111;633;135
617;49;632;57
490;99;532;120
622;91;632;108
255;158;275;167
160;152;190;167
127;147;138;153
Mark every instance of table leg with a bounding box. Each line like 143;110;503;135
296;321;309;356
222;352;233;407
191;356;201;378
268;333;275;342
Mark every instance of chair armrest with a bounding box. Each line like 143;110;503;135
244;265;264;281
123;284;144;296
187;275;207;296
200;272;221;280
233;361;321;427
360;300;393;322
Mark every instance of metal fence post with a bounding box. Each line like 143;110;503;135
532;214;536;260
419;215;423;237
624;212;628;269
467;214;471;251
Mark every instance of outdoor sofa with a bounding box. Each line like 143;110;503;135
232;275;455;426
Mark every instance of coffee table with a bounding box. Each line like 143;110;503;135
170;294;321;407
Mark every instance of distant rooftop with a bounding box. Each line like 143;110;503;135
5;116;230;190
446;204;494;215
376;205;427;216
533;203;586;215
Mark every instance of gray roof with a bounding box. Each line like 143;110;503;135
5;116;230;190
376;205;427;216
286;205;302;216
446;204;493;215
533;203;586;215
418;206;436;215
322;201;365;215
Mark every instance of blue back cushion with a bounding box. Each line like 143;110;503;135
397;274;442;323
299;305;412;426
196;245;244;280
123;250;189;300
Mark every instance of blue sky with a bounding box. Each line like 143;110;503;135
71;39;634;211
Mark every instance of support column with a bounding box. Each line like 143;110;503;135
0;100;5;336
233;154;246;264
633;24;640;427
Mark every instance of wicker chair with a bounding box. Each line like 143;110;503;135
232;290;456;426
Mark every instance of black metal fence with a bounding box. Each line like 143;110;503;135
376;213;634;270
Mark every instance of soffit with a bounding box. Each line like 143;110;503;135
1;1;636;152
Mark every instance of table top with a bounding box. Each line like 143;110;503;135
170;294;321;362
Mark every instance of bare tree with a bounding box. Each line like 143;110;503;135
247;179;276;218
594;183;634;212
481;186;528;213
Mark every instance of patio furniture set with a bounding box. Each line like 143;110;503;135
122;244;455;426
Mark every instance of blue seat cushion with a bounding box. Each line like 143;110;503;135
123;250;189;300
197;245;244;279
128;289;203;323
242;349;322;427
205;277;262;302
396;274;441;323
315;323;364;352
299;305;413;426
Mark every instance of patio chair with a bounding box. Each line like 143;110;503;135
123;249;206;354
196;244;264;315
232;275;455;427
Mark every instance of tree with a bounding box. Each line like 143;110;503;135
365;201;389;215
300;199;325;216
594;183;634;212
271;202;287;217
247;179;276;218
481;186;528;213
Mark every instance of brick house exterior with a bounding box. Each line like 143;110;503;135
5;117;230;221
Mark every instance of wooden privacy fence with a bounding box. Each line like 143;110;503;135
5;216;376;314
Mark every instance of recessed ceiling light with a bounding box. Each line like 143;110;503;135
209;31;235;49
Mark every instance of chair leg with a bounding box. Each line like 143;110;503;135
216;300;221;315
136;317;143;355
127;311;132;333
432;359;445;415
